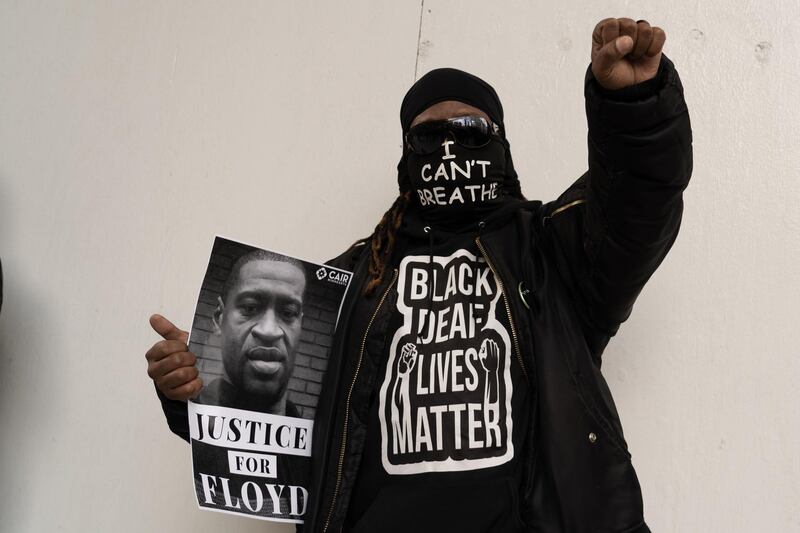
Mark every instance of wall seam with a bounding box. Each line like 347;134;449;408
413;0;426;81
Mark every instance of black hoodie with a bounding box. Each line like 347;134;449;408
342;186;533;533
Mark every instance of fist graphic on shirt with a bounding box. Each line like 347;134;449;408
479;338;499;373
398;342;418;375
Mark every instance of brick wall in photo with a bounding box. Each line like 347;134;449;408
188;237;341;420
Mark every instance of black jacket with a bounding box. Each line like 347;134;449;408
158;54;692;532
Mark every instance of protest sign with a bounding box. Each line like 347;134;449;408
186;236;352;523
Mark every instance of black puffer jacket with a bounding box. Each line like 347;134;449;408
159;54;692;532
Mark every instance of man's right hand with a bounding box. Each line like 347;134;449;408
146;314;203;400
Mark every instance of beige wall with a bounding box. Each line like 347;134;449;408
1;1;797;531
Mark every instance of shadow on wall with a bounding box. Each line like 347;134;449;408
0;180;61;531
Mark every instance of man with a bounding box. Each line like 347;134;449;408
147;18;691;532
149;249;306;417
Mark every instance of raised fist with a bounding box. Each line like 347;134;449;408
590;17;666;90
398;342;418;375
479;339;499;373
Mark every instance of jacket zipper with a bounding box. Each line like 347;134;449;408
475;237;529;382
542;198;585;226
322;268;398;533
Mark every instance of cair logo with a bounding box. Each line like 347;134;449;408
316;267;351;286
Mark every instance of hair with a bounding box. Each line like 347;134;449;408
222;249;307;303
363;190;411;297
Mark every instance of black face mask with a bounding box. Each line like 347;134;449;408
406;136;508;225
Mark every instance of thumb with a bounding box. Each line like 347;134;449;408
149;313;189;343
614;35;634;56
594;35;633;74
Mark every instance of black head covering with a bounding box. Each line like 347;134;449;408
397;67;523;199
400;68;505;133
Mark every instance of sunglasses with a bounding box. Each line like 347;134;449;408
405;115;502;155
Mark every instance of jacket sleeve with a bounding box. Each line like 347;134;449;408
324;237;370;271
155;385;191;442
544;53;693;361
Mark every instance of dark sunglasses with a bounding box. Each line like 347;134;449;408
405;115;502;155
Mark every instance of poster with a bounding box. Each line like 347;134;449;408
185;236;352;523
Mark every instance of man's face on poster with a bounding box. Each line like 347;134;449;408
215;259;306;403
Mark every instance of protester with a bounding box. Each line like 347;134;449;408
146;17;692;532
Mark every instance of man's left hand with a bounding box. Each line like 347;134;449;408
590;17;666;90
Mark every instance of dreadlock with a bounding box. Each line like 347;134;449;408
363;190;411;297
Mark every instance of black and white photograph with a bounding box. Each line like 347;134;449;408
188;236;350;420
185;236;352;522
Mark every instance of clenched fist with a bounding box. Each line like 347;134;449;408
591;17;666;90
398;342;418;375
145;314;203;400
479;339;499;373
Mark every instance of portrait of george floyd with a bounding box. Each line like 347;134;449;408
183;236;353;522
189;236;350;420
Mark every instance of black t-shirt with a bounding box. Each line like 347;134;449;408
344;229;530;533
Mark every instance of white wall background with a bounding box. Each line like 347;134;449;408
1;1;797;532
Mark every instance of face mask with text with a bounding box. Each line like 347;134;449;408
406;137;507;220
